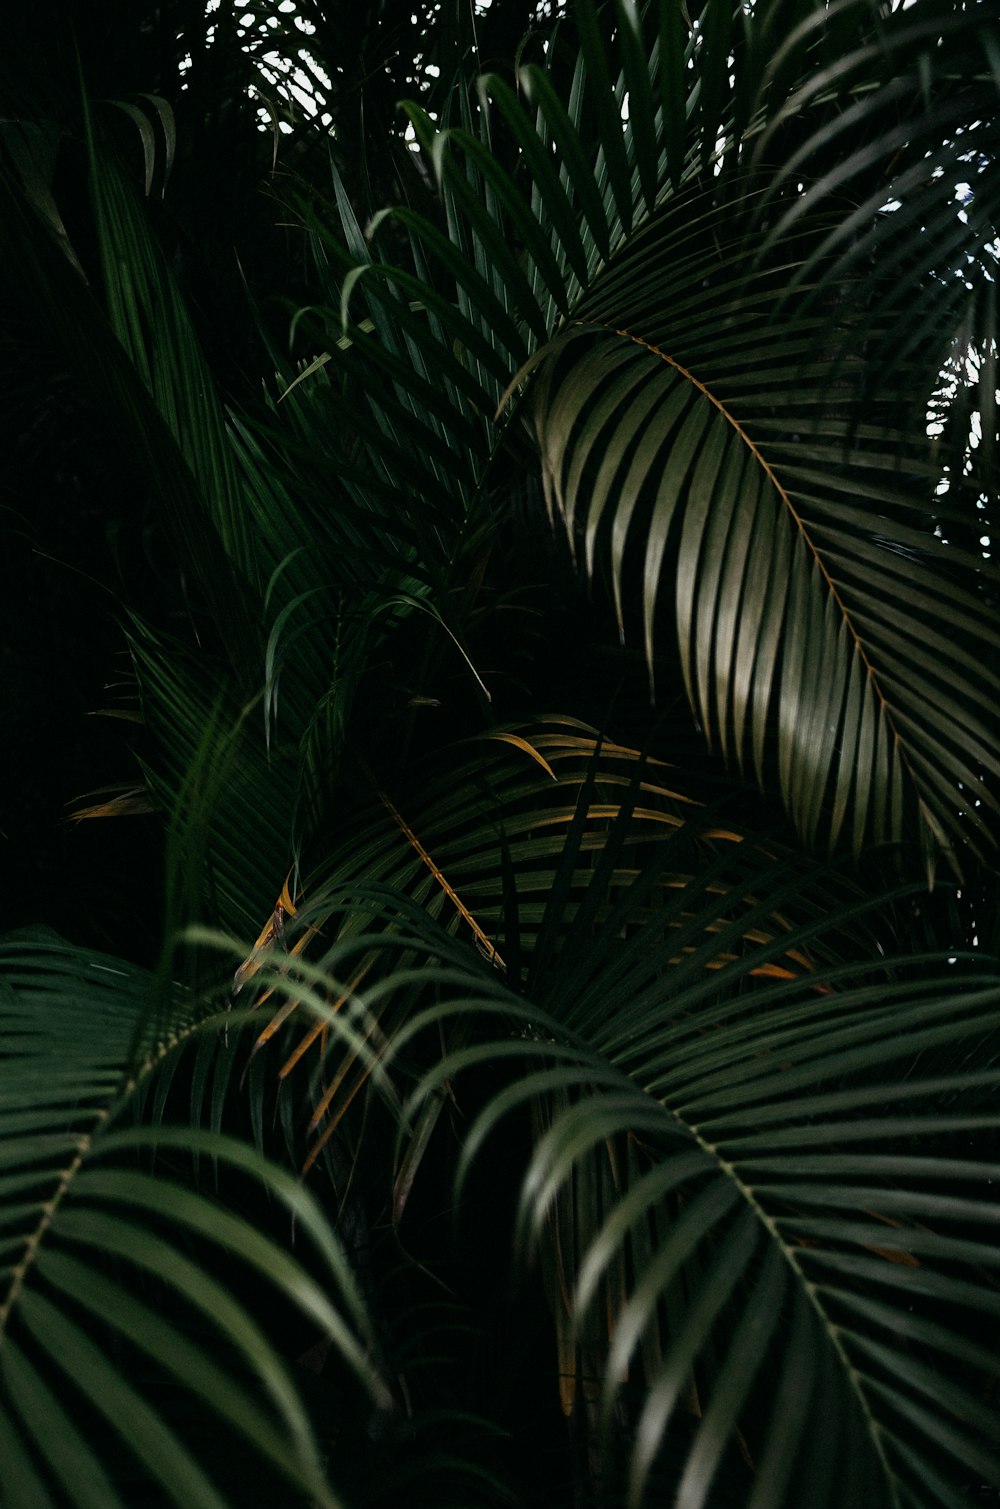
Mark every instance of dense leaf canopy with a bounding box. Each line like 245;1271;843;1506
2;1;999;1504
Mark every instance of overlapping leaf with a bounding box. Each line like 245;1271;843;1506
528;230;1000;860
394;819;1000;1509
748;2;1000;383
232;721;869;1178
5;6;1000;1505
290;1;999;867
0;929;384;1509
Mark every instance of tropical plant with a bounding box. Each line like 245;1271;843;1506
2;0;1000;1505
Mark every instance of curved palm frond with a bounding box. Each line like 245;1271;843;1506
749;4;1000;377
271;2;995;875
229;722;875;1183
527;230;1000;861
8;1;996;874
6;4;1000;1505
390;823;1000;1509
0;928;385;1509
170;757;1000;1508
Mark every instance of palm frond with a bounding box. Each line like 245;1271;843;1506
7;8;1000;1503
230;722;868;1182
751;4;1000;370
0;928;384;1508
267;1;998;868
527;228;1000;859
393;818;1000;1509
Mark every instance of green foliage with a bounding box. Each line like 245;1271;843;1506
2;0;1000;1504
0;930;383;1507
